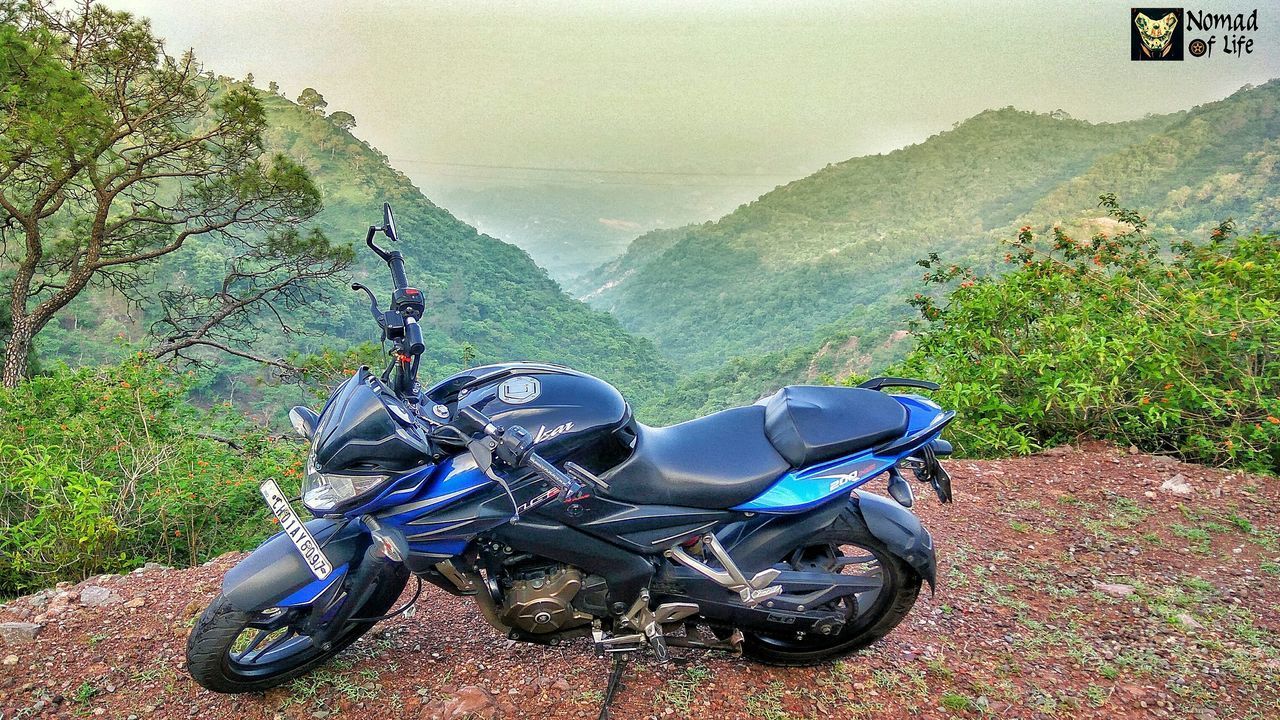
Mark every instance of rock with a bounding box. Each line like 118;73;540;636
1175;613;1203;630
1128;445;1140;455
79;586;122;607
0;622;42;644
2;655;17;665
434;685;497;719
1160;474;1193;496
142;562;171;572
1043;445;1074;456
1094;582;1136;598
1150;455;1179;466
123;598;146;609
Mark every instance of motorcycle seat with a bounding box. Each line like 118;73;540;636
762;386;909;467
599;406;790;509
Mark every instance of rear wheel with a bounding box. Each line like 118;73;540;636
186;571;407;693
742;507;921;666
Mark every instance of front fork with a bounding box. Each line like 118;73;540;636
307;516;410;649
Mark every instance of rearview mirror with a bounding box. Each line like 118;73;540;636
382;202;398;242
289;406;319;439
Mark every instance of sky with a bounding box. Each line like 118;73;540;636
101;0;1280;272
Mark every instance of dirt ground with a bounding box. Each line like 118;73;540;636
2;442;1278;719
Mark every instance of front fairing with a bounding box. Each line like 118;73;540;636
311;368;433;474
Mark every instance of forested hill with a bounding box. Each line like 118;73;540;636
258;92;678;401
42;87;677;411
580;81;1280;374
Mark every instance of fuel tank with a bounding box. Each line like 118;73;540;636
424;363;632;466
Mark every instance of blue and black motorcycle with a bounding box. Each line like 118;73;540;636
186;204;955;694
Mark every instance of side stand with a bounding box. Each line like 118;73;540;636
597;652;629;720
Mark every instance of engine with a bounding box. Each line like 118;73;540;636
498;563;595;635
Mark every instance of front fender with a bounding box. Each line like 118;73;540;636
223;518;369;612
852;490;937;591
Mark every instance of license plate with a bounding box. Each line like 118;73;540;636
260;479;334;580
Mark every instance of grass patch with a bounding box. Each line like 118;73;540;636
1170;524;1212;554
656;665;711;712
745;681;790;720
72;682;98;705
940;691;975;712
1084;684;1109;707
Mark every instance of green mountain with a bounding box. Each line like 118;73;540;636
38;88;676;414
582;106;1184;370
602;81;1280;422
584;82;1280;374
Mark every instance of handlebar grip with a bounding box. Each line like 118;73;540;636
526;452;583;496
404;317;425;355
389;254;409;291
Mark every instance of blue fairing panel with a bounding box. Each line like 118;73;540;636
734;394;952;514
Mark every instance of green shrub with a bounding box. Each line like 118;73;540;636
0;444;118;591
896;195;1279;472
0;359;303;595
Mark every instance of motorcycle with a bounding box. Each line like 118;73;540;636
186;203;955;695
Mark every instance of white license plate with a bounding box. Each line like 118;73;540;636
260;479;334;580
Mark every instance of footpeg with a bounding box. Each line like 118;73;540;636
644;623;670;663
664;534;783;607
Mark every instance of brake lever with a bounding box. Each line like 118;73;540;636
351;283;385;328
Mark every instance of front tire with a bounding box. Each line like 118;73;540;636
742;506;922;666
186;571;407;693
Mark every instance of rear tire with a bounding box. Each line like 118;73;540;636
186;572;407;693
742;506;921;666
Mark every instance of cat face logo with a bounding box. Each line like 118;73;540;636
1131;8;1184;61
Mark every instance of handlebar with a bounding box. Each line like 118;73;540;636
356;203;427;399
456;406;586;498
388;251;408;291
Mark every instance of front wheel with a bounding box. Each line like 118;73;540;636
186;570;407;693
742;507;922;666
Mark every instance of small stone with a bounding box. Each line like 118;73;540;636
1043;445;1074;456
79;586;122;607
1128;445;1140;455
1094;582;1136;598
1160;474;1193;496
123;598;146;609
2;655;17;666
1175;613;1203;630
441;685;496;719
1150;455;1179;466
0;622;42;644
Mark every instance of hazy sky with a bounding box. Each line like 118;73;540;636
104;1;1280;172
102;0;1280;233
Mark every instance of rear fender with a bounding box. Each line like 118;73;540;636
852;490;937;590
222;519;370;612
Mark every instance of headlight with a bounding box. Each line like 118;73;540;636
301;456;391;513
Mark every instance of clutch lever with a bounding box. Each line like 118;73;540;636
351;283;385;329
